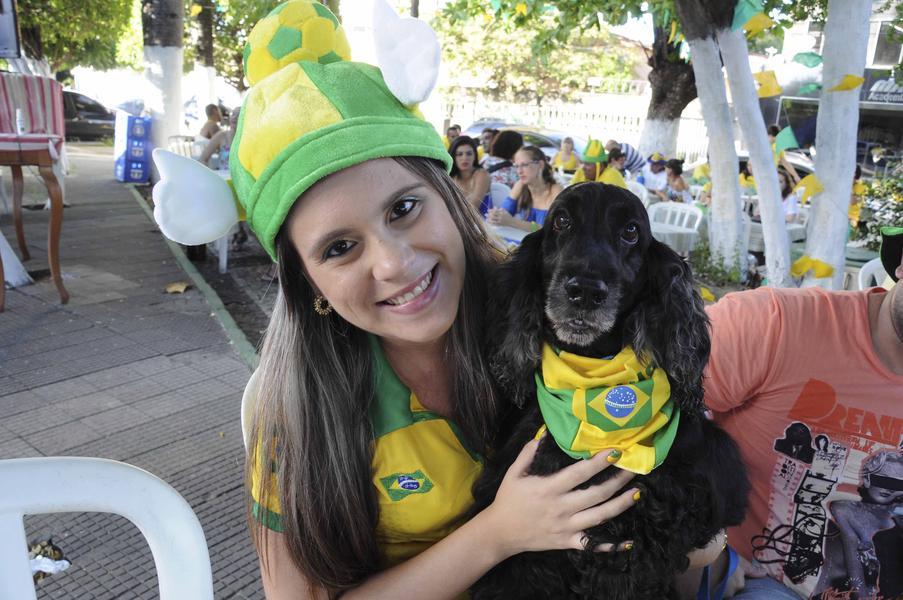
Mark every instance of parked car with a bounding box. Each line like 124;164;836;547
63;91;115;140
463;121;588;161
686;150;815;181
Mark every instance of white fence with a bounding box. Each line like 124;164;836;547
442;90;710;164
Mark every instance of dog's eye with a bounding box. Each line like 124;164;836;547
553;213;571;231
621;223;639;245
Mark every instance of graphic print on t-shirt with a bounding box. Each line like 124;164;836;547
750;379;903;600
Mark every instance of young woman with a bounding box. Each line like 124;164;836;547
486;146;562;231
552;137;579;174
154;5;729;598
597;148;628;189
448;135;491;216
655;158;693;204
778;169;800;224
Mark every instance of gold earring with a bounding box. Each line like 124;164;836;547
313;295;333;316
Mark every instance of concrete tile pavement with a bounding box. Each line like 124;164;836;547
0;144;263;598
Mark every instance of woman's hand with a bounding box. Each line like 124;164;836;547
486;207;515;227
724;553;769;598
481;439;639;560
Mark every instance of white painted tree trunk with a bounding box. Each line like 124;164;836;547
686;37;743;270
201;65;217;108
638;118;679;159
802;0;872;289
144;46;183;172
718;27;792;288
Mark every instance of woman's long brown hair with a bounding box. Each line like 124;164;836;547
246;157;501;592
515;145;557;216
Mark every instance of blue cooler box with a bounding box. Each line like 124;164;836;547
114;156;149;183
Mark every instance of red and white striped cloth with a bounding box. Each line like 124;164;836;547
0;72;65;156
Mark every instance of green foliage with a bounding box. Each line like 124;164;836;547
209;0;276;91
18;0;134;72
851;175;903;252
688;238;744;288
433;11;636;105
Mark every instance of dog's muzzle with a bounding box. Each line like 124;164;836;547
564;276;608;311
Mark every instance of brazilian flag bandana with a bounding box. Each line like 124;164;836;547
535;344;680;475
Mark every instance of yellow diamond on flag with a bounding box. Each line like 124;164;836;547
829;74;865;92
744;12;774;37
753;71;782;98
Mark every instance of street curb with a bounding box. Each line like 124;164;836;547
126;184;260;371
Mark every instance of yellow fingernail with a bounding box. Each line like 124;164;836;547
606;450;622;463
632;490;641;501
624;542;634;551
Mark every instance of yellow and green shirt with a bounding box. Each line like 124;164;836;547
250;337;483;567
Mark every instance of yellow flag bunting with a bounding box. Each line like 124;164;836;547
753;71;782;98
791;256;834;279
793;173;825;205
732;0;775;38
829;74;865;92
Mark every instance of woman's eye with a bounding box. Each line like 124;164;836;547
324;239;356;260
621;223;639;245
553;213;571;231
390;197;420;221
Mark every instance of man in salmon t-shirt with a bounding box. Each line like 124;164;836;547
705;227;903;600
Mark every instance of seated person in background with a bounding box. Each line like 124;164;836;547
778;169;800;224
739;161;756;192
570;160;600;184
478;128;497;163
598;148;628;189
703;228;903;600
638;153;668;194
767;124;801;185
199;108;239;169
483;130;523;188
654;158;693;203
443;124;461;149
198;104;222;139
552;137;579;174
449;136;491;216
692;161;711;186
486;145;561;231
605;139;645;176
850;164;867;230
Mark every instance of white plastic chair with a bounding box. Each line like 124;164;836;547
489;182;511;208
858;257;888;290
647;202;704;231
627;180;649;207
0;457;213;600
166;135;195;159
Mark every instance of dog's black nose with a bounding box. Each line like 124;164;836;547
565;277;608;308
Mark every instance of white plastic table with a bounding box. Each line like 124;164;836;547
489;224;529;245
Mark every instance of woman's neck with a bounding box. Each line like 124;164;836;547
380;336;454;413
456;168;474;183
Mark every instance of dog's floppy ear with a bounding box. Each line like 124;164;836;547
486;229;546;407
626;239;710;412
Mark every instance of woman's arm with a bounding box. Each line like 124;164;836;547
779;155;800;184
262;442;639;600
464;170;491;211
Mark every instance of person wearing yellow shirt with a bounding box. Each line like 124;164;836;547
442;124;461;150
552;137;579;174
570;137;606;184
598;148;628;189
739;162;756;192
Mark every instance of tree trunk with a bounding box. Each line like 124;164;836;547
802;0;872;289
142;0;183;176
637;25;697;158
197;1;216;109
685;35;744;270
321;0;341;22
411;0;419;18
718;27;792;287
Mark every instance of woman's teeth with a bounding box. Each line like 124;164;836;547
386;270;433;306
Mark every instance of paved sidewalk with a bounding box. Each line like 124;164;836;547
0;144;263;598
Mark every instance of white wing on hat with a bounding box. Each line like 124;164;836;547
151;149;239;246
371;0;440;106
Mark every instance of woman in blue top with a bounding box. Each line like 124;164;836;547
449;136;491;216
487;145;562;232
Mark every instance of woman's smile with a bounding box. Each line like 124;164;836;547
379;265;439;314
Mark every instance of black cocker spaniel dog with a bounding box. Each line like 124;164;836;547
472;183;750;600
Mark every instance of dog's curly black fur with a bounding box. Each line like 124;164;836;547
471;184;750;600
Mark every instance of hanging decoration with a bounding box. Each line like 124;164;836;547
753;70;782;97
828;74;866;92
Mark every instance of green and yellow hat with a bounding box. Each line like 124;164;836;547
648;152;667;164
880;226;903;282
228;0;451;260
582;138;608;164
